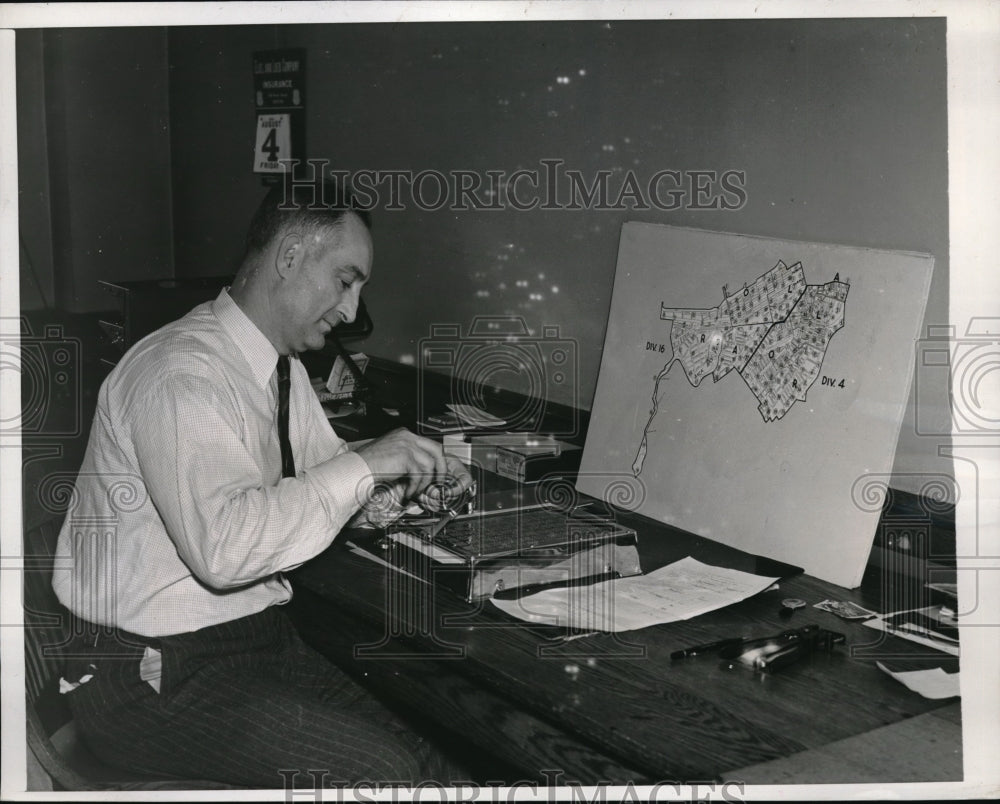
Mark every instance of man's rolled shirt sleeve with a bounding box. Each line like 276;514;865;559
131;373;373;589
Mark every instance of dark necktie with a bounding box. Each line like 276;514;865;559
276;355;296;478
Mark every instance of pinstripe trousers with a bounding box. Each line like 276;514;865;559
62;605;447;788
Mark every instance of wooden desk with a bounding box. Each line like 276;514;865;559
288;480;961;785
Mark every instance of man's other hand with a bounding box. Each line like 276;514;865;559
355;428;473;502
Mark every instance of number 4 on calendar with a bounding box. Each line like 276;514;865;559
254;114;292;174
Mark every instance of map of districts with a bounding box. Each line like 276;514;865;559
633;260;849;476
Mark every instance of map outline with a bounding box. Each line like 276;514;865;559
633;259;850;475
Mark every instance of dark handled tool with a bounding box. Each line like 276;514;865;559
672;624;846;671
718;625;820;660
727;625;846;672
670;637;747;660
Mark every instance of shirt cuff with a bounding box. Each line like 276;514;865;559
303;450;374;531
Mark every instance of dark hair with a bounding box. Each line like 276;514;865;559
244;176;372;257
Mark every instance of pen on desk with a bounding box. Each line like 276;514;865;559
670;637;745;660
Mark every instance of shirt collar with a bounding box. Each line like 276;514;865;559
212;288;280;389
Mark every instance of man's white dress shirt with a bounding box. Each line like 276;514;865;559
53;289;374;637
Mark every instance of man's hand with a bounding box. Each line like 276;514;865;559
354;428;473;503
415;455;476;514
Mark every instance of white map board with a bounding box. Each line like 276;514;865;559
578;223;934;588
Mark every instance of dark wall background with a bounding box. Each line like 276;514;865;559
17;18;951;494
20;28;174;312
15;30;55;310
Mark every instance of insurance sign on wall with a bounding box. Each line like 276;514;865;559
252;48;306;180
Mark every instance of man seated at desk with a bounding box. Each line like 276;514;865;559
53;177;473;787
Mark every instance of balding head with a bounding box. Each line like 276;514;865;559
230;178;374;354
243;177;371;261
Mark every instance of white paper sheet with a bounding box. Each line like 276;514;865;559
489;556;779;632
876;662;960;699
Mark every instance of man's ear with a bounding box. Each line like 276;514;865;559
275;233;303;279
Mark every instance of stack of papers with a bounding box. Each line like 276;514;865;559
490;557;779;632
